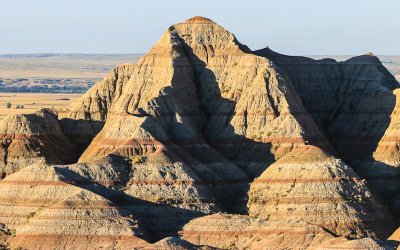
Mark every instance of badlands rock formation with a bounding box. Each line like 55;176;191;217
0;109;76;177
255;46;400;217
59;63;135;148
0;16;399;249
247;146;391;238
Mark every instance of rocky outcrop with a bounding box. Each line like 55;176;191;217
255;47;400;220
79;17;329;175
59;63;134;148
0;16;399;249
355;89;400;216
247;145;392;238
254;47;399;163
0;156;149;249
146;237;216;250
313;237;397;249
180;213;336;249
0;109;76;176
180;213;396;249
8;190;148;250
73;16;333;219
389;226;400;248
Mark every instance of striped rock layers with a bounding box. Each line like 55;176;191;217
255;47;400;217
59;63;135;148
358;89;400;217
247;146;392;238
254;48;399;163
79;17;329;175
0;16;399;249
179;213;336;249
74;16;330;218
0;109;76;177
0;157;147;249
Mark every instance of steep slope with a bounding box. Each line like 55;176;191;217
389;226;400;244
247;146;392;238
0;109;76;177
59;63;134;148
0;16;398;248
170;17;331;177
254;48;399;163
79;17;329;173
180;213;336;249
357;89;400;216
0;157;152;249
255;47;400;218
0;154;222;244
7;190;148;250
75;17;332;218
0;156;129;227
313;237;397;249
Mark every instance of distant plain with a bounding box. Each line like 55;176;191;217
0;93;81;119
0;54;144;93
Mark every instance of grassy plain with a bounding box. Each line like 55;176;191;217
0;54;143;78
0;54;143;92
0;93;81;119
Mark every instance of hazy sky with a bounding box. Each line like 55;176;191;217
1;0;399;55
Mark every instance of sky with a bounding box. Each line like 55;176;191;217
0;0;399;55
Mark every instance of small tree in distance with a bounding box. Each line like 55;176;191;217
6;102;11;109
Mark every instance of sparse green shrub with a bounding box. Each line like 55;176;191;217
6;102;11;109
25;211;36;221
220;242;238;250
0;243;9;250
130;155;145;165
248;195;258;204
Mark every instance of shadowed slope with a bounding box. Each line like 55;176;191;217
0;109;77;177
254;47;400;219
254;47;398;162
76;17;332;216
59;63;134;148
0;16;398;249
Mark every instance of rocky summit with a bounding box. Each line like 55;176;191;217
0;16;399;249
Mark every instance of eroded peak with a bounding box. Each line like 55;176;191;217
184;16;214;23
